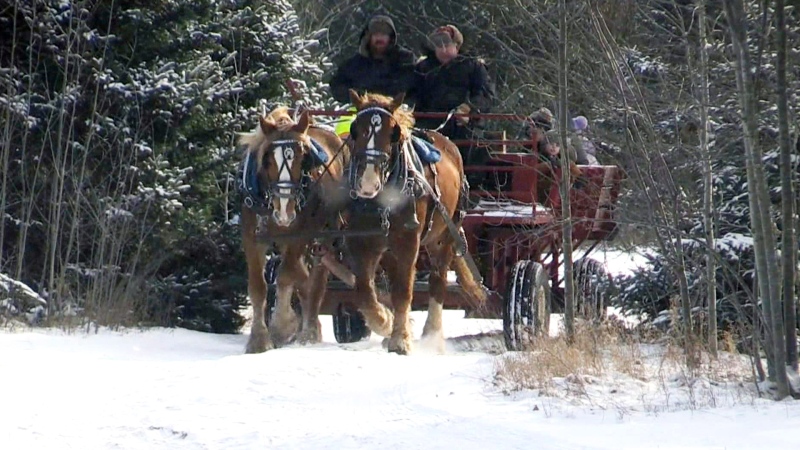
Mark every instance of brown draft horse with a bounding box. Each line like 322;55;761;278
344;89;486;355
237;107;348;353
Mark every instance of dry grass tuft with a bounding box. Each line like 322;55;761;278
494;317;756;411
494;320;642;394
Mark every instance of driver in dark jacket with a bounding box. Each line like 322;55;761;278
412;25;495;192
329;15;416;104
411;25;495;140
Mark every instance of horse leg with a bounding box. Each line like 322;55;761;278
352;243;394;338
297;262;328;344
420;242;454;354
386;231;421;355
270;245;304;347
243;212;274;354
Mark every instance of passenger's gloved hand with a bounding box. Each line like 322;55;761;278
455;103;471;126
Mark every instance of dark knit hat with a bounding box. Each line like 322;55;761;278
367;15;395;36
531;107;553;131
359;15;398;56
428;25;464;49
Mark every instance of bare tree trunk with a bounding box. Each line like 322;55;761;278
558;0;575;341
697;0;718;357
0;104;10;272
752;291;767;382
0;2;21;272
723;0;789;398
775;0;798;374
672;194;695;366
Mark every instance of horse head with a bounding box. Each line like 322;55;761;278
347;89;410;199
238;107;315;227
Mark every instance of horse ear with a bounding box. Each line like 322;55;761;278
389;92;405;111
349;89;363;107
259;116;276;135
292;110;310;134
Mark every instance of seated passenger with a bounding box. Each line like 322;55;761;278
570;115;598;165
533;129;585;204
519;108;594;165
411;25;495;161
411;25;495;194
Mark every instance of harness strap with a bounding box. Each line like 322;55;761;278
419;162;438;244
401;145;482;283
356;106;393;117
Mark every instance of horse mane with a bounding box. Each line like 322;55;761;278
237;126;267;154
266;106;296;131
237;106;311;153
358;93;415;139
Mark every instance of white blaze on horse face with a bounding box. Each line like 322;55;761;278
272;145;296;226
359;113;383;198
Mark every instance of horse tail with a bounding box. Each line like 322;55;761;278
451;254;487;305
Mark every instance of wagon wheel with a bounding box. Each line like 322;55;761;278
263;255;301;326
503;260;551;351
332;302;372;344
573;257;612;322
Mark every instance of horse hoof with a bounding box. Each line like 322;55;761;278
269;329;297;348
270;313;300;347
297;328;322;345
245;333;275;354
419;332;446;355
387;336;413;355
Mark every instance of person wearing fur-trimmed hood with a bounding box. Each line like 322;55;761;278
329;15;416;104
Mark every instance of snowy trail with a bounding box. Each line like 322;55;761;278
2;311;799;449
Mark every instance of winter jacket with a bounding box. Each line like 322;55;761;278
329;16;416;104
411;53;495;130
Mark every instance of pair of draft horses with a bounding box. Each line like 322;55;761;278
237;90;580;355
238;90;484;355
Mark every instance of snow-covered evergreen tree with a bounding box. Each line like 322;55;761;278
0;0;330;332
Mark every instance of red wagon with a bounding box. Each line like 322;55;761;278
261;110;625;350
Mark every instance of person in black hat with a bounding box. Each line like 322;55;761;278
411;25;494;141
411;24;495;193
329;15;416;104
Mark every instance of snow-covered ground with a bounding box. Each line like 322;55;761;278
2;248;798;449
2;312;799;450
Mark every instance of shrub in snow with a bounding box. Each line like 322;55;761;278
0;274;47;325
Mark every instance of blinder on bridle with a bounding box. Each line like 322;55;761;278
349;118;401;143
348;106;403;190
258;138;314;212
